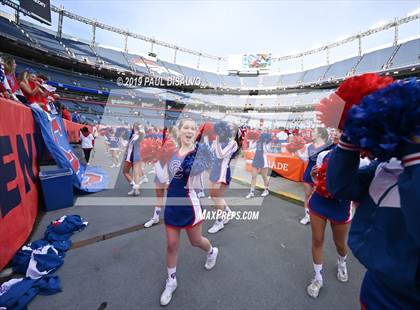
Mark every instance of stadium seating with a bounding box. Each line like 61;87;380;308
389;38;420;69
302;65;330;84
60;37;98;64
95;46;132;70
279;72;305;87
355;46;396;74
19;22;70;57
2;15;418;98
0;16;33;43
323;56;360;81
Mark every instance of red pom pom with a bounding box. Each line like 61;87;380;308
285;136;306;153
159;139;177;164
314;159;333;199
246;130;260;140
140;138;161;163
199;122;216;141
317;73;394;129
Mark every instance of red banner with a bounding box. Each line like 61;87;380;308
0;100;39;270
244;150;307;182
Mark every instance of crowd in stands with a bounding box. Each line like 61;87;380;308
0;54;81;124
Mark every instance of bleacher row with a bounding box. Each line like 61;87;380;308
1;15;419;91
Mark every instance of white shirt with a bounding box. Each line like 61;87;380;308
80;133;94;148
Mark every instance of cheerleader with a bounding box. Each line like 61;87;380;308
207;123;239;234
108;129;120;168
160;119;218;306
123;123;145;196
245;132;271;198
306;130;351;299
297;127;330;225
326;78;420;309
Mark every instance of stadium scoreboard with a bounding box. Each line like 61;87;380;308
228;53;272;75
19;0;51;25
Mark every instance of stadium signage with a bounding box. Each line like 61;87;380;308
0;99;39;270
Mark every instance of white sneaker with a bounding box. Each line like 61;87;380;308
307;278;323;298
197;191;206;198
160;279;177;306
127;188;135;195
300;214;311;225
261;189;269;197
144;217;159;228
204;247;219;270
110;164;116;168
337;263;348;282
116;163;121;168
245;192;255;199
208;221;224;234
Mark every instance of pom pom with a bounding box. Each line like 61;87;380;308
199;122;216;141
286;136;306;153
344;78;420;161
246;130;260;141
259;132;272;143
140;137;161;163
181;143;215;176
317;73;394;129
214;122;232;141
314;159;333;199
159;139;177;164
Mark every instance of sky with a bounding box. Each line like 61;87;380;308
2;0;419;72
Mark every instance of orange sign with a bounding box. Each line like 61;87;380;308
244;150;307;182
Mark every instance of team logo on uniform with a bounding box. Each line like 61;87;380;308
169;159;183;179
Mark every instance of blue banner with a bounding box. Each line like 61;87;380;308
30;107;108;192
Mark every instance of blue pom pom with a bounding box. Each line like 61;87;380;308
344;78;420;161
181;143;215;176
259;132;272;143
214;122;232;140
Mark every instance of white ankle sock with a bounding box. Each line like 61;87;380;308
338;254;347;265
154;207;161;219
167;267;176;282
225;206;232;213
313;263;323;283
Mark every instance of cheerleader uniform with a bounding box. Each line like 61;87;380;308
327;138;420;309
252;140;270;169
302;143;331;185
164;151;203;228
125;133;141;164
210;140;238;185
108;136;120;151
308;149;351;224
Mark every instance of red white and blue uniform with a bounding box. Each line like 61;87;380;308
308;149;351;224
124;132;141;163
252;140;270;169
327;138;420;309
164;151;203;228
108;136;120;150
302;143;332;184
210;140;238;185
